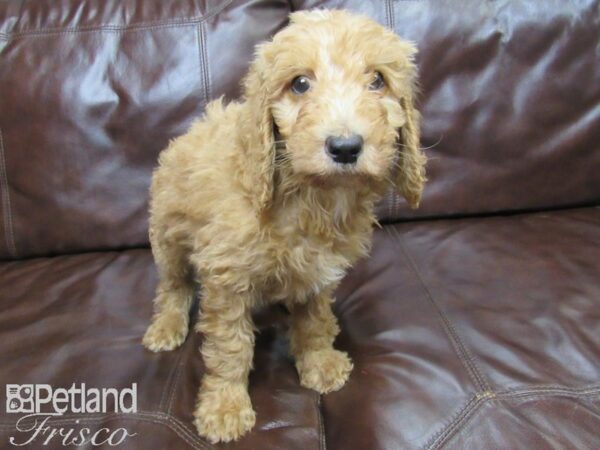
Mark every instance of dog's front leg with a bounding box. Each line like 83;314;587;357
193;283;256;443
288;291;353;394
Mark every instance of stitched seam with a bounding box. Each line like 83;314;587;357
391;227;490;391
195;24;204;110
425;393;495;450
497;385;600;399
196;23;208;109
158;351;175;410
388;0;396;30
167;346;187;414
200;22;211;103
423;392;491;450
8;22;201;40
385;0;392;29
0;128;16;257
500;391;600;403
427;387;600;450
316;394;327;450
158;314;191;411
384;0;400;226
6;0;234;39
387;190;394;219
390;227;491;392
158;341;187;412
163;413;214;450
383;0;397;221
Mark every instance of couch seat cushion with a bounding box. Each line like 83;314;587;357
326;207;600;449
0;207;598;449
0;250;323;449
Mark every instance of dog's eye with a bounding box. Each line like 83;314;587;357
369;71;385;90
291;76;311;95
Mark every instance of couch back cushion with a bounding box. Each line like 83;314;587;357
374;0;600;222
1;0;599;258
0;0;290;258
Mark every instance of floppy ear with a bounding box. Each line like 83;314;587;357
240;46;276;215
396;92;426;209
383;40;426;209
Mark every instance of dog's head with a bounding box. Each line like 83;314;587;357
242;9;426;213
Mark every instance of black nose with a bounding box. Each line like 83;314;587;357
325;135;363;164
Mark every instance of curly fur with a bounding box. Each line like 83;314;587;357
142;9;426;443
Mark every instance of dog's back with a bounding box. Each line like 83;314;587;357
149;99;253;254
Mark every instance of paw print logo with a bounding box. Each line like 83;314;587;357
6;385;34;413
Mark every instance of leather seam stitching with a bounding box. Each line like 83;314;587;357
426;387;600;450
0;127;16;257
167;345;187;415
387;0;402;221
386;191;393;219
387;0;396;31
162;413;214;450
316;393;327;450
497;385;600;399
389;226;492;392
5;0;234;40
423;393;488;450
385;0;391;29
200;22;211;104
158;347;179;411
195;25;206;111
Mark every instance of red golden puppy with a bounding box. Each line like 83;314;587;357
143;9;426;443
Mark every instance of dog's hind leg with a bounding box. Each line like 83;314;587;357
143;230;195;352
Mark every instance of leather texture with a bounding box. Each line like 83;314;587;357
0;0;291;259
327;207;600;450
0;208;598;449
0;1;599;449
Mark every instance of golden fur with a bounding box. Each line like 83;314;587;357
142;9;425;443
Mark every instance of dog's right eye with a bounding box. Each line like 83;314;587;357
291;76;311;95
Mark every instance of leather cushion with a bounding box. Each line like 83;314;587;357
0;249;323;449
2;0;599;259
325;206;600;449
1;207;598;449
0;0;291;259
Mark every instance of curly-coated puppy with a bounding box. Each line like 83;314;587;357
143;9;425;443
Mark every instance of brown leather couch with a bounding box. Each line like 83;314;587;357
1;1;599;449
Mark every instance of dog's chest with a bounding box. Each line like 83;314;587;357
251;190;374;303
260;234;350;302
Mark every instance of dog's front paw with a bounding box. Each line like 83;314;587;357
142;310;188;352
297;349;353;394
194;381;256;443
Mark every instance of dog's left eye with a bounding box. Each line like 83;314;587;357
291;76;311;95
369;71;385;90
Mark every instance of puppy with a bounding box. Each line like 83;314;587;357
143;9;425;443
